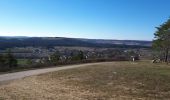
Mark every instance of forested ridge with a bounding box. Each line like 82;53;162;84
0;37;151;49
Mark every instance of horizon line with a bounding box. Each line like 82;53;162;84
0;35;153;41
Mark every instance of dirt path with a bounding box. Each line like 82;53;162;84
0;62;103;84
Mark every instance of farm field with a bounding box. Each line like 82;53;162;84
0;61;170;100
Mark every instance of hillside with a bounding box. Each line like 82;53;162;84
0;36;152;49
0;61;170;99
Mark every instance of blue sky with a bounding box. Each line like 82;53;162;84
0;0;170;40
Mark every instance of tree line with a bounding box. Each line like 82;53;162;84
50;50;85;65
0;37;151;50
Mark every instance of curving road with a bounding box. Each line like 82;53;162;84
0;62;104;84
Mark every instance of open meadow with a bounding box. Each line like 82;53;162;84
0;61;170;100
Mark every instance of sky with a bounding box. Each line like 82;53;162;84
0;0;170;40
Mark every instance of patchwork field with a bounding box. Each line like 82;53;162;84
0;61;170;100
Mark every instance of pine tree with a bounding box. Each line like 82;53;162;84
153;18;170;63
4;50;18;68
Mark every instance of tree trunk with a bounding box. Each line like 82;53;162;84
165;48;169;64
163;50;166;62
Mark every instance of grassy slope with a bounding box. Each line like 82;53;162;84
0;61;170;100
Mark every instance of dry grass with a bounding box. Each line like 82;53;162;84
0;61;170;100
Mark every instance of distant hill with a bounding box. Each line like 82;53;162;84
79;38;152;47
0;36;152;49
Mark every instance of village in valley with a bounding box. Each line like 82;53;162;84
1;0;170;99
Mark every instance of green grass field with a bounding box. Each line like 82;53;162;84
0;61;170;100
17;59;29;65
